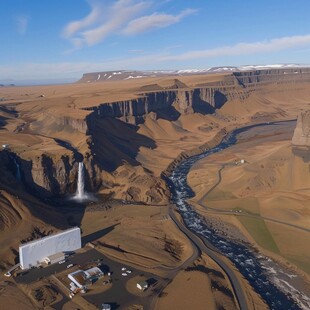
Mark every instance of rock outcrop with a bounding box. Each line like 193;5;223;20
292;111;310;147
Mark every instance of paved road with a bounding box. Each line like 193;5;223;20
149;213;201;310
169;208;249;310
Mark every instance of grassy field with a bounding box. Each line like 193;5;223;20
237;217;280;254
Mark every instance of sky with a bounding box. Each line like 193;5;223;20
1;0;310;83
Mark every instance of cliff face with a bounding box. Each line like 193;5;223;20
292;111;310;147
84;85;247;125
0;151;102;198
4;68;310;202
85;68;310;125
233;68;310;86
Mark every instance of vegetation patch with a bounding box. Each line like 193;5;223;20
238;217;280;254
284;255;310;275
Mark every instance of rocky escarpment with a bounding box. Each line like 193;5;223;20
84;68;310;126
84;84;247;125
292;110;310;147
3;68;310;202
0;151;101;198
233;68;310;87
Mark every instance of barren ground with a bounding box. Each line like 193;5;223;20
1;74;310;309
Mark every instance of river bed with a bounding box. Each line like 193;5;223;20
166;121;309;310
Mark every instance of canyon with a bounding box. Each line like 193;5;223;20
1;68;310;202
0;67;310;309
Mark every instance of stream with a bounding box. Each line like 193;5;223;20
166;121;309;310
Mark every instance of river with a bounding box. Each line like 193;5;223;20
166;121;309;310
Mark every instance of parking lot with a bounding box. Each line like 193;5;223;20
14;248;160;309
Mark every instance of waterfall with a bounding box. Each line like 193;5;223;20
76;162;85;199
72;161;94;201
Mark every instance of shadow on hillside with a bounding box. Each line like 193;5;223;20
88;117;157;171
81;224;119;246
292;146;310;163
192;90;227;114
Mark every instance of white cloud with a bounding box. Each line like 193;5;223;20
15;15;29;35
158;34;310;62
2;34;310;80
62;0;196;49
122;8;197;35
63;0;151;48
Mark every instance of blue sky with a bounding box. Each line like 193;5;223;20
1;0;310;82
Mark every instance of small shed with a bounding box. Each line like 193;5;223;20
137;280;148;291
44;252;65;265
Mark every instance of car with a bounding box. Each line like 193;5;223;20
121;267;126;271
121;273;128;276
58;260;66;264
4;272;11;277
66;264;74;269
126;270;132;274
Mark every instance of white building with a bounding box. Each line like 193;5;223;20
19;227;81;270
137;280;148;291
68;267;103;290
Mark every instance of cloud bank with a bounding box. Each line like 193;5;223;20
2;34;310;80
159;34;310;61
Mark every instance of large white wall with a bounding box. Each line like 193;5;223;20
19;227;81;269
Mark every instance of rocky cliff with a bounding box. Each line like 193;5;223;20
84;68;310;125
233;68;310;86
84;84;247;125
292;110;310;147
0;151;102;198
3;68;310;202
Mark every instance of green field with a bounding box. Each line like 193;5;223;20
238;216;280;254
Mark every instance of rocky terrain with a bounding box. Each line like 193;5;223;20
0;67;310;310
0;68;310;204
292;110;310;147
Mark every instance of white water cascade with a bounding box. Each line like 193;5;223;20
77;162;85;198
74;162;88;201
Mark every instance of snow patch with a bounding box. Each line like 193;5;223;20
124;75;144;80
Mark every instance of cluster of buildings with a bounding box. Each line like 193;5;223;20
68;267;104;294
14;226;151;309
